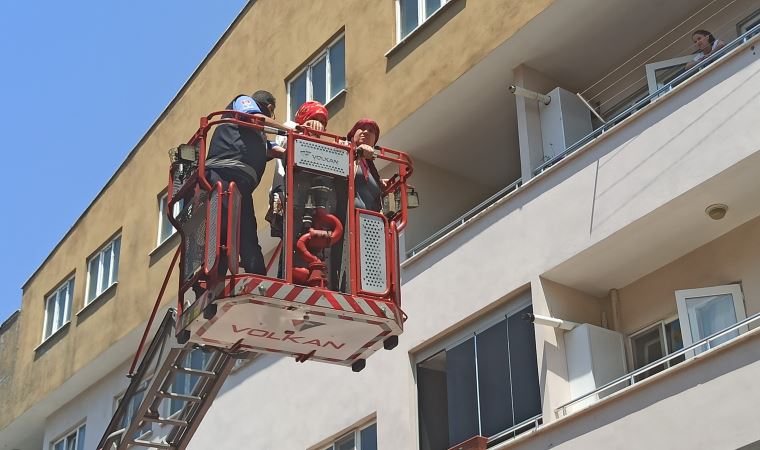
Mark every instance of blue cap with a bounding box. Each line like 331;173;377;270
232;95;263;115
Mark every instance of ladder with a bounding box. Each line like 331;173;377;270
98;309;249;450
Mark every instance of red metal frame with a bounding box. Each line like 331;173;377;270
166;110;414;344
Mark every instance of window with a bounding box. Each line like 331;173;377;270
86;235;121;303
43;278;74;340
51;424;85;450
157;193;182;245
396;0;449;41
675;284;747;356
629;317;684;381
169;348;212;416
321;423;377;450
416;304;541;450
115;379;152;439
288;35;345;120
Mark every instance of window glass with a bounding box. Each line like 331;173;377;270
88;255;100;300
417;303;540;447
446;337;478;447
102;243;112;289
111;237;121;283
44;297;55;338
55;287;67;329
400;0;419;39
664;319;685;365
632;327;665;380
329;37;346;97
76;426;86;450
289;70;308;120
476;320;511;436
688;294;739;347
312;56;327;104
359;423;377;450
425;0;442;18
335;433;355;450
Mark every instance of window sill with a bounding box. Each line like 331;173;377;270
384;0;461;58
325;88;348;109
35;321;71;351
77;282;118;316
150;232;179;257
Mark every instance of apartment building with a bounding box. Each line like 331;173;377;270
2;0;760;449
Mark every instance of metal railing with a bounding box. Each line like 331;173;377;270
487;413;543;448
555;310;760;418
534;22;760;176
404;24;759;261
406;177;522;257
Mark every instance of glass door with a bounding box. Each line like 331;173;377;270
645;55;694;97
675;284;747;356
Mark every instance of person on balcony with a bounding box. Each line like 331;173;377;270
685;30;726;70
347;118;384;212
205;90;291;275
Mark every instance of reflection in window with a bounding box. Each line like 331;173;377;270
288;36;346;120
321;423;377;450
417;305;541;449
398;0;449;40
630;318;684;382
86;235;121;303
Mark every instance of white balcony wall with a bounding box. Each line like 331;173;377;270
506;330;760;449
402;39;760;420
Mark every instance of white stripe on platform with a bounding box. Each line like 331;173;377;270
315;296;332;308
294;288;314;303
354;297;372;315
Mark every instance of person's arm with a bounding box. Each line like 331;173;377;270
267;144;287;159
356;144;376;160
714;40;726;53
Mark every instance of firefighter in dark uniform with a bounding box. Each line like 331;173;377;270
205;90;290;275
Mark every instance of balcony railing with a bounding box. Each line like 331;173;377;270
534;22;760;176
488;413;543;449
404;24;759;261
406;177;522;257
555;310;760;418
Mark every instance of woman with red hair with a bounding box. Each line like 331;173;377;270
347;118;384;212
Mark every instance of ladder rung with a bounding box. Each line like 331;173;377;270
157;391;202;403
129;439;174;449
171;366;216;377
143;416;189;427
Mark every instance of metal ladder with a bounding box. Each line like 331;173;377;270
98;309;247;450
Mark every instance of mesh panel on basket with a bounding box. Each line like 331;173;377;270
205;188;219;271
359;213;387;294
177;192;207;282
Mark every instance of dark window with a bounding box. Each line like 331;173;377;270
417;305;541;450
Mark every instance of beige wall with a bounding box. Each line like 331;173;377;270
3;0;557;431
618;214;760;336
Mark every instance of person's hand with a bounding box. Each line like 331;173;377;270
268;145;287;159
303;119;325;132
356;144;376;160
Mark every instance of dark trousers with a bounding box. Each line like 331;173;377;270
206;168;266;275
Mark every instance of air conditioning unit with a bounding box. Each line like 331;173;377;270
539;87;593;162
564;323;627;413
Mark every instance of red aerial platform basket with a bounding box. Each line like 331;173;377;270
166;112;413;371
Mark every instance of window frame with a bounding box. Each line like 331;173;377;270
675;283;747;355
287;34;346;120
51;422;86;450
42;276;74;341
628;315;684;380
395;0;451;42
114;377;153;439
414;293;538;446
85;234;121;304
157;191;182;245
320;422;377;450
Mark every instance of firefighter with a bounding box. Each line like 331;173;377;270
205;90;291;275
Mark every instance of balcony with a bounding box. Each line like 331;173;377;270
379;0;760;260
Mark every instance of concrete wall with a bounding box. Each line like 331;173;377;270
618;215;760;335
506;329;760;450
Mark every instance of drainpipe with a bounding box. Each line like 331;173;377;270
610;289;621;332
